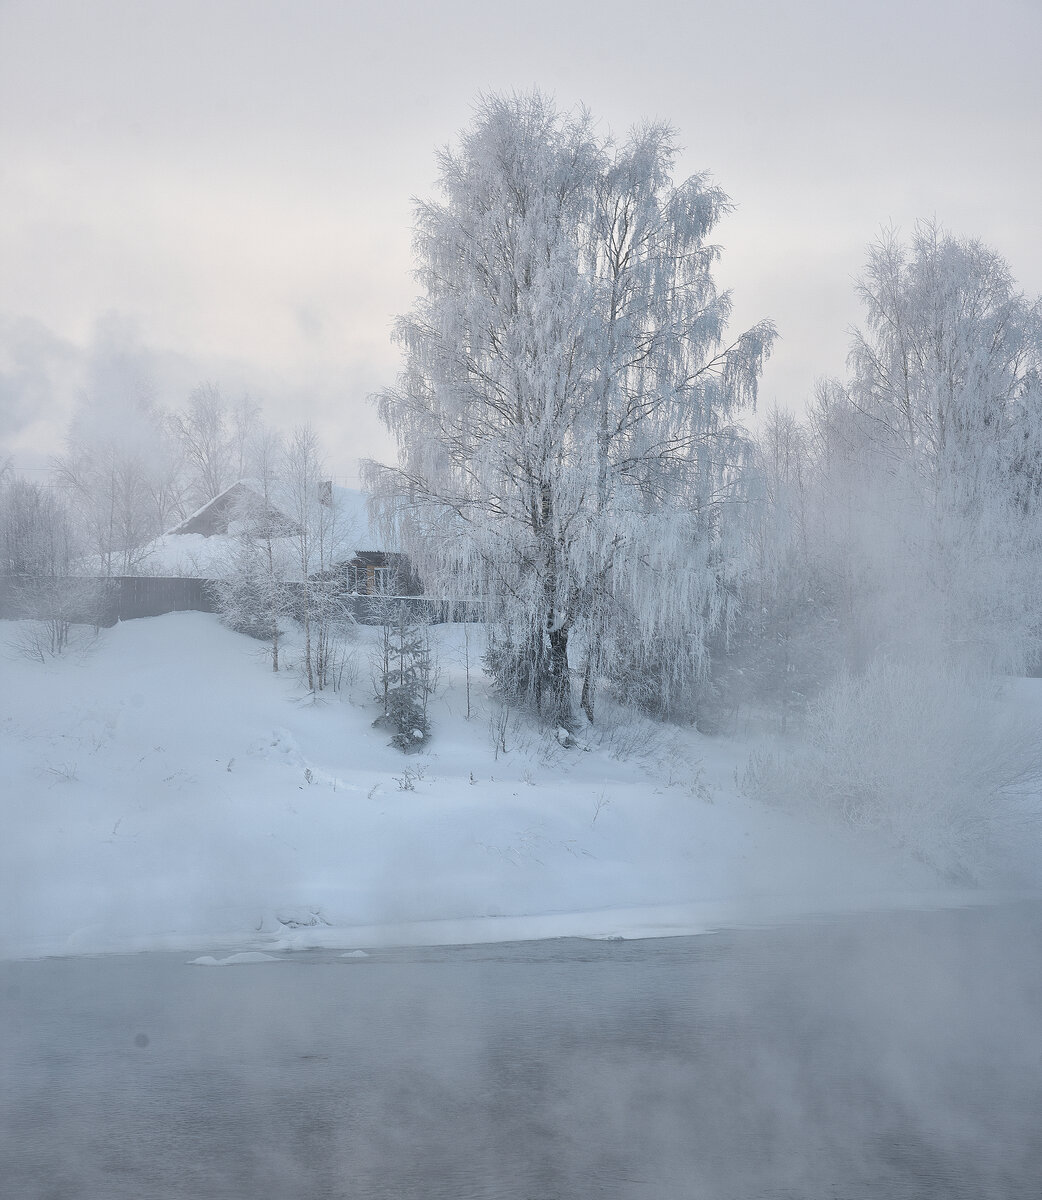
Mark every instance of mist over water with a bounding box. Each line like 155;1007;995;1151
3;903;1041;1199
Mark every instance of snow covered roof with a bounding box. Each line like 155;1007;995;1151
142;483;391;578
165;482;384;545
165;482;294;538
133;531;247;579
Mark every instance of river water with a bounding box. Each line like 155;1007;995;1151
2;902;1041;1199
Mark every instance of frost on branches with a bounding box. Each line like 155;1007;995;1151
370;598;433;752
365;92;774;729
846;221;1042;673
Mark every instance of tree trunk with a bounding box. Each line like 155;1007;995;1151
542;623;573;730
302;597;315;692
580;654;595;724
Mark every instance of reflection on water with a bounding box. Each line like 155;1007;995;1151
2;903;1042;1199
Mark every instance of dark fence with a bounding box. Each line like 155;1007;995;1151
0;575;218;625
0;575;482;627
110;576;219;621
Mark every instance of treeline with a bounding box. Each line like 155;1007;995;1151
723;221;1042;726
0;381;350;576
0;390;358;691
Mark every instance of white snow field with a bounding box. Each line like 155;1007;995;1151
1;612;1036;960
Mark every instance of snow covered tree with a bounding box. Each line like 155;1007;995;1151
0;477;76;577
371;599;432;751
211;435;295;668
710;405;842;730
846;221;1042;672
283;425;356;692
210;426;355;686
850;222;1041;499
211;526;292;651
365;93;774;728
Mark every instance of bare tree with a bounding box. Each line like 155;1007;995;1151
172;383;232;510
54;409;171;577
0;476;104;655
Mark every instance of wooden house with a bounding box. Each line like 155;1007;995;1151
342;550;421;597
162;482;421;598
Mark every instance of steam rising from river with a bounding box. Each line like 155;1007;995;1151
3;905;1040;1198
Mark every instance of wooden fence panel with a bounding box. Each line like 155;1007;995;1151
0;576;480;625
114;577;218;621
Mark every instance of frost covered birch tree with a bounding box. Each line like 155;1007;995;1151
365;93;774;729
283;425;356;692
847;221;1042;671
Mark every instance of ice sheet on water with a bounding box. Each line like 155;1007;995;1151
187;952;280;966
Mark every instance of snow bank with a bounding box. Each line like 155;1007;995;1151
1;612;1031;961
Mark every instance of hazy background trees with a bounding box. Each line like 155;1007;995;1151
3;367;357;685
172;383;261;513
740;222;1042;875
210;422;358;692
45;378;271;575
737;222;1042;712
845;220;1042;674
54;390;178;576
0;472;106;655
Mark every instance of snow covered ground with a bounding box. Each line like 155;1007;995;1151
1;612;1037;961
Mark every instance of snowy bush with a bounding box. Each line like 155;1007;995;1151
604;627;714;725
212;532;292;651
381;686;430;753
8;604;104;663
745;658;1042;880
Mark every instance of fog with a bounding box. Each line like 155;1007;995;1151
2;0;1040;474
4;907;1041;1198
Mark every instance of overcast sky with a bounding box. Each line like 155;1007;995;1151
2;0;1040;483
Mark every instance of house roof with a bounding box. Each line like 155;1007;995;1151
165;481;291;537
143;482;393;578
165;481;387;543
350;550;397;566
